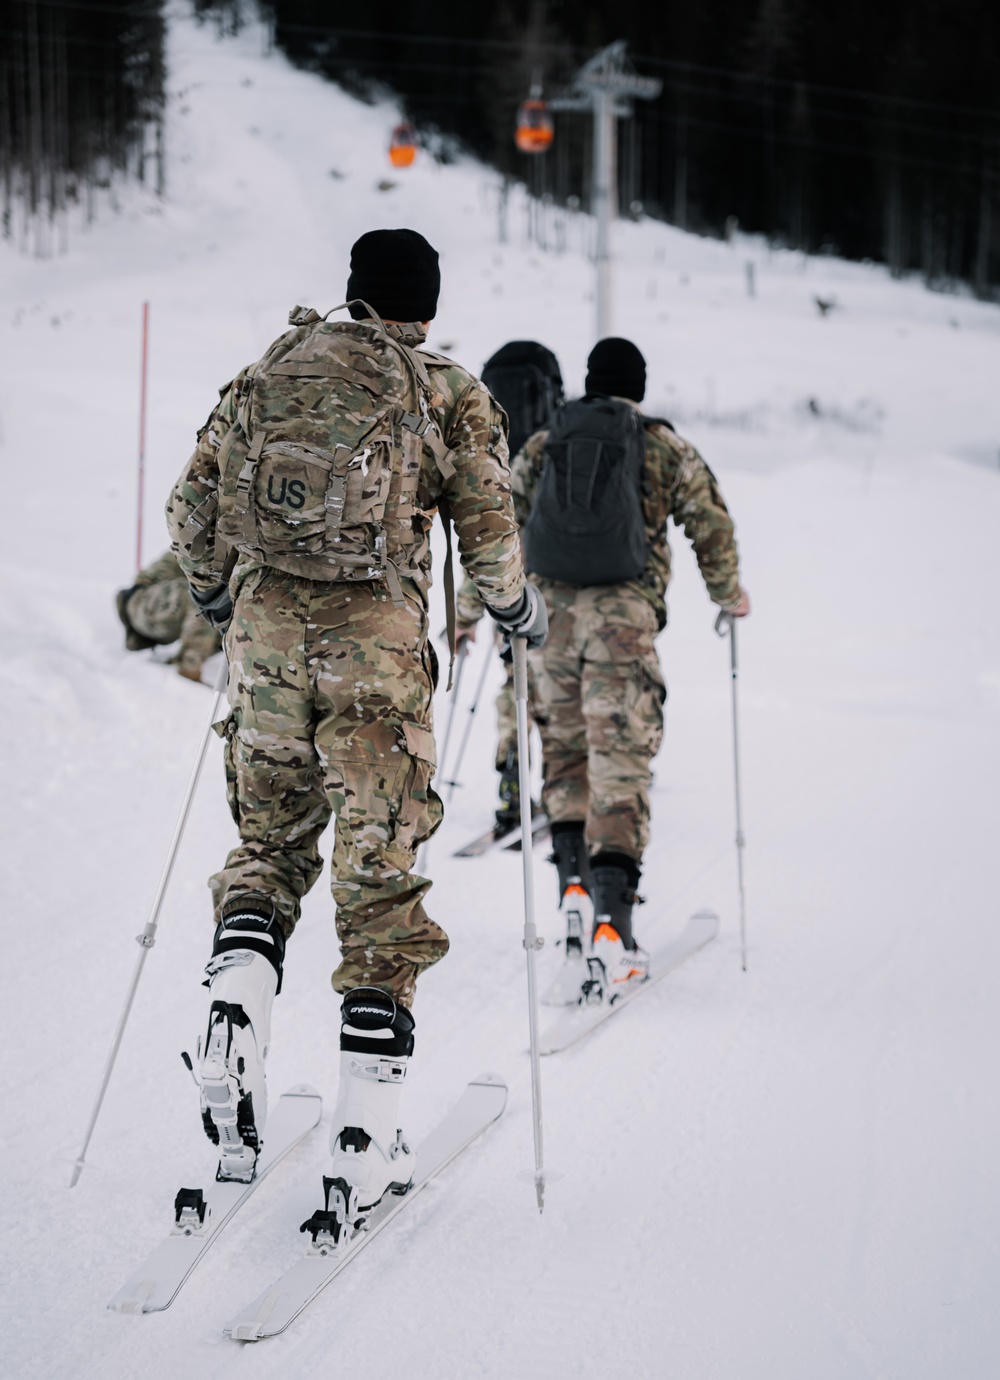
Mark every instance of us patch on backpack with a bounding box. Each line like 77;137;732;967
522;397;649;587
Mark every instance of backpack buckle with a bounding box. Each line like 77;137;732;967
400;410;430;438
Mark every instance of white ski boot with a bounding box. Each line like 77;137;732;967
310;987;415;1242
582;857;649;1003
544;824;595;1005
587;922;650;1000
545;882;594;1005
192;894;285;1182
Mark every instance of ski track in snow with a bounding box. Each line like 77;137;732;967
1;10;999;1378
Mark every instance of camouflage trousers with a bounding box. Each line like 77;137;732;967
492;625;541;772
126;579;221;678
494;657;540;771
528;581;666;863
495;658;516;770
211;569;446;1008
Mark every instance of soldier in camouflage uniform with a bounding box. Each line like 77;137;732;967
116;550;221;681
451;340;563;833
164;230;546;1208
510;337;748;992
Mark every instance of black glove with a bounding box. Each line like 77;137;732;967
487;583;548;656
189;581;233;632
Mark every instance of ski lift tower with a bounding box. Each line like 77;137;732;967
551;42;661;340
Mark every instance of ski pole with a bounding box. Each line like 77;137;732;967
70;656;229;1187
512;635;545;1212
416;638;469;874
444;635;493;801
715;611;748;972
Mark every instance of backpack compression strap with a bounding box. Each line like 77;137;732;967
233;429;267;548
437;497;457;691
183;491;219;560
388;330;460;689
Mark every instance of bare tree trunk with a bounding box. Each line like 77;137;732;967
885;161;903;277
920;179;933;282
0;51;12;239
674;100;688;231
974;158;993;297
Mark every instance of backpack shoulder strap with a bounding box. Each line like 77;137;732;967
392;339;458;481
435;495;458;690
376;326;461;676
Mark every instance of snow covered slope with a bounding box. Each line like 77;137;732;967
2;8;999;1377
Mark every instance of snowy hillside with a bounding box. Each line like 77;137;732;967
2;7;1000;1378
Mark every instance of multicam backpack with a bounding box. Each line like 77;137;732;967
204;303;456;602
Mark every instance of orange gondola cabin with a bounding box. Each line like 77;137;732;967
514;98;554;154
388;122;418;168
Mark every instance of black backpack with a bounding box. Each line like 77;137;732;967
522;396;652;587
481;340;564;458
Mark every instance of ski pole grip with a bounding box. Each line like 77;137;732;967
512;636;529;702
714;610;739;674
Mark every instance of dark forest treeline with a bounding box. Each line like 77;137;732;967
3;0;999;296
258;0;1000;294
0;0;165;252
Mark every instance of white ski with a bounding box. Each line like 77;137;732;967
539;911;720;1055
542;949;587;1006
108;1084;322;1315
453;810;549;858
224;1072;508;1342
502;812;551;853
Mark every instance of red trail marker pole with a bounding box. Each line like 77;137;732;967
136;301;150;575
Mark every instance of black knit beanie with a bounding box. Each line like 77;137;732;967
346;228;440;323
585;337;647;403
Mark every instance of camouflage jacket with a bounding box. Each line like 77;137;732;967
506;403;742;629
165;321;524;614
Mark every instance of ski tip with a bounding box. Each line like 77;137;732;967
469;1072;509;1116
689;909;721;937
282;1083;321;1101
470;1071;507;1090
